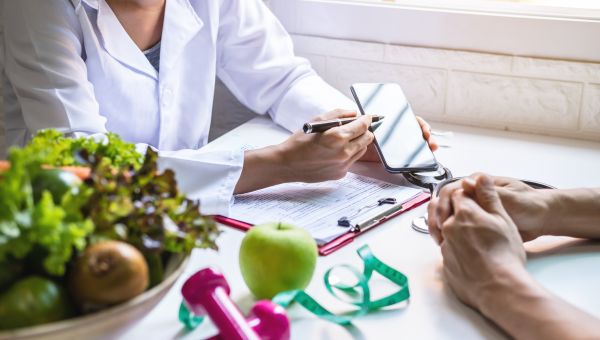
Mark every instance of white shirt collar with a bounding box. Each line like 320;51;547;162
84;0;203;79
72;0;98;10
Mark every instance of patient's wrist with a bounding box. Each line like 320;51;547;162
478;265;537;320
478;265;565;339
542;189;584;236
542;188;600;238
537;189;563;237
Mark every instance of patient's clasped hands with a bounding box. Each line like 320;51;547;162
428;173;600;339
429;175;526;310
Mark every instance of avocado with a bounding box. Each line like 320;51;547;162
0;276;74;330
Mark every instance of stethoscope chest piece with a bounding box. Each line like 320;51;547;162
402;165;453;235
411;215;429;234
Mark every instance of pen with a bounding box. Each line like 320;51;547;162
351;202;404;233
303;115;385;134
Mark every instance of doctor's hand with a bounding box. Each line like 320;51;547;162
277;109;374;182
234;109;373;194
438;174;526;310
428;174;550;244
359;115;439;162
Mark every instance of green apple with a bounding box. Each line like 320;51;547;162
239;222;318;299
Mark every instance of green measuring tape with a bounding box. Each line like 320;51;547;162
179;245;410;329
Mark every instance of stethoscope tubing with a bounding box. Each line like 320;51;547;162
432;177;556;197
405;165;556;234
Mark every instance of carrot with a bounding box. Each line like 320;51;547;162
59;166;91;180
0;161;91;180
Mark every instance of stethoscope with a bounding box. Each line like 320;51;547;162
403;163;556;234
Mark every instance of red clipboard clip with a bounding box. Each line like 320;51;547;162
214;192;431;256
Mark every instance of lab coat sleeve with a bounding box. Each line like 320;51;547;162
215;0;355;133
2;0;108;136
3;0;242;216
156;148;243;216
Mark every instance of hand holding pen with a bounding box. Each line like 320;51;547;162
303;115;385;133
234;110;375;193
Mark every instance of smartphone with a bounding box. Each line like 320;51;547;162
350;83;438;173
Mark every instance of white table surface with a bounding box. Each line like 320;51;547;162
121;117;600;339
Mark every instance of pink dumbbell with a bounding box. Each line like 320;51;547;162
181;268;291;340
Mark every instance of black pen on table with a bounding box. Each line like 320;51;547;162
303;115;385;134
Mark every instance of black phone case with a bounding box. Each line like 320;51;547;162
350;84;439;174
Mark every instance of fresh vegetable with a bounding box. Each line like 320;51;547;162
0;129;220;329
32;169;82;204
0;129;217;277
0;150;93;276
0;161;8;172
0;129;143;277
0;276;74;330
69;241;149;307
144;252;164;288
80;148;219;254
17;129;143;169
0;261;23;291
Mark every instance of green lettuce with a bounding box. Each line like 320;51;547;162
0;148;93;276
22;129;143;169
1;130;218;278
82;149;220;254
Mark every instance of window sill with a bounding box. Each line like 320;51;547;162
268;0;600;62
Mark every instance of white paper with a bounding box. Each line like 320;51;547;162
228;173;422;245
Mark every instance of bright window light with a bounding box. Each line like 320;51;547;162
346;0;600;8
338;0;600;18
269;0;600;61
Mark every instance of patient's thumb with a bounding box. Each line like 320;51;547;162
475;175;504;214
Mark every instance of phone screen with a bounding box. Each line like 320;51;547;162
351;83;438;172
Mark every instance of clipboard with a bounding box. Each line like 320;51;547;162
214;192;430;256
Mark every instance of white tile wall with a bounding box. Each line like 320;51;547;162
447;72;581;129
513;57;600;83
581;84;600;133
292;34;600;141
326;58;447;117
385;45;512;75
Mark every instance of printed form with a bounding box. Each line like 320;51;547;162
228;173;422;245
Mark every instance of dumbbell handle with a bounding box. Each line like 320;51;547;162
182;268;290;340
200;286;260;340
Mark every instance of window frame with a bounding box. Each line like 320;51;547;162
268;0;600;62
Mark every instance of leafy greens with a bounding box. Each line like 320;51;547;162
0;146;93;276
0;130;218;277
21;130;143;169
80;149;220;254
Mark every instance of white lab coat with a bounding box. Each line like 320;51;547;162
0;0;353;214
